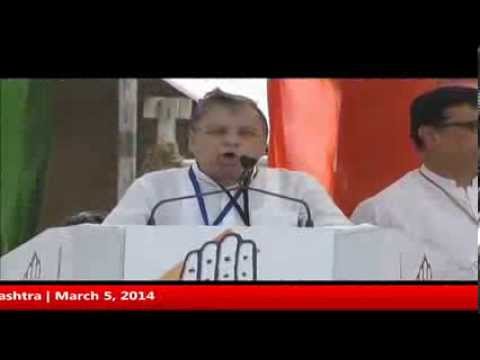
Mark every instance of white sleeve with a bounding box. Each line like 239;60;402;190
300;173;352;227
350;199;379;225
102;178;153;225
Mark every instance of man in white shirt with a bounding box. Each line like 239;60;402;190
351;86;478;280
104;88;351;227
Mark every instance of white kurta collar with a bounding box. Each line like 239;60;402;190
191;160;259;188
420;164;477;192
191;161;221;187
472;176;478;189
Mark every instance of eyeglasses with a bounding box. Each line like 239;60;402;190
436;121;479;132
193;126;263;139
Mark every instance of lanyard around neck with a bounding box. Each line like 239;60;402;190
419;170;478;225
188;167;249;226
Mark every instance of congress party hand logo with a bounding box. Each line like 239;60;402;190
415;254;433;281
23;252;42;280
181;232;258;281
160;230;258;281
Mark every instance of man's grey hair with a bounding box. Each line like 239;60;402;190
190;88;269;139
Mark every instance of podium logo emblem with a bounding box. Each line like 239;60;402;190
159;230;259;281
23;252;42;280
180;231;258;281
416;254;432;281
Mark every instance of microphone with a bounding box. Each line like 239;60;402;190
239;156;314;227
239;155;257;188
148;156;315;227
240;156;258;171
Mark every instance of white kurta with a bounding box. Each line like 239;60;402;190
351;164;478;280
103;162;351;227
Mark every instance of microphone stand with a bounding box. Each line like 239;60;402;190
239;156;314;227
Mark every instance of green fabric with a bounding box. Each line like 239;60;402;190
1;80;53;255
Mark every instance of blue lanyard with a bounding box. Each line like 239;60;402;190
188;167;248;226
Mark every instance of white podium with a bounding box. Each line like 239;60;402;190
1;224;475;281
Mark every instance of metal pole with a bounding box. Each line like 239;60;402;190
118;79;138;200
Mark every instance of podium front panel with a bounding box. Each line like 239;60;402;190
123;226;336;280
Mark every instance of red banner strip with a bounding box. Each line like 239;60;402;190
0;284;477;311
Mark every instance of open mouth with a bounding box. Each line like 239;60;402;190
220;152;239;164
222;152;237;159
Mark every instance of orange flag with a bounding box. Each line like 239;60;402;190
267;79;341;194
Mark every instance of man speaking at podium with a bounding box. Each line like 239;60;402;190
103;88;351;228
